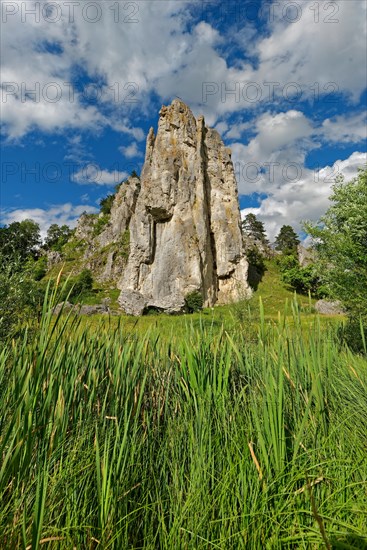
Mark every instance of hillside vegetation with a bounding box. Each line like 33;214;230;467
0;284;366;549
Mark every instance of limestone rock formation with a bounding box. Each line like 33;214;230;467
117;99;251;313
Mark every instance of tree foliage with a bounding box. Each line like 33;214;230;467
45;224;73;251
242;213;269;245
0;256;43;340
277;254;322;296
274;225;300;254
185;291;203;313
60;269;94;303
0;219;41;264
305;167;367;317
100;194;115;216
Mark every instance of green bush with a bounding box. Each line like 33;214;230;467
100;195;115;215
277;254;322;296
247;247;266;290
61;269;94;303
282;264;321;295
185;290;203;313
93;215;110;236
0;258;44;340
247;248;266;274
32;256;48;281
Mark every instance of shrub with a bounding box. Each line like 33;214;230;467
282;264;321;295
61;269;94;303
32;256;48;281
0;258;44;340
247;248;266;290
93;215;110;236
100;195;115;215
185;291;203;313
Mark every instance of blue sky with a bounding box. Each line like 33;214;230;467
1;0;366;240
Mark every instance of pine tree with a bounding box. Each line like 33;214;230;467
242;213;269;245
274;225;300;254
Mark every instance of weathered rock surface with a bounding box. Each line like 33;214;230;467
52;301;74;315
298;245;316;267
117;99;250;313
52;300;114;316
47;250;62;269
315;299;345;315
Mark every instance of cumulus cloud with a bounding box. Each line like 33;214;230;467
1;203;98;239
230;110;316;196
241;151;367;241
320;112;367;143
1;0;366;138
254;0;367;104
119;142;143;159
230;109;366;196
72;165;128;185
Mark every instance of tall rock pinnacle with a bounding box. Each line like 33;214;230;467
118;99;250;314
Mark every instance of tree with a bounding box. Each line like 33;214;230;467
99;194;115;215
0;219;41;265
305;167;367;318
274;225;300;254
45;224;72;251
0;254;43;340
242;213;269;245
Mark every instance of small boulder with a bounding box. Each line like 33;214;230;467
315;299;345;315
118;289;147;316
77;304;107;316
52;301;73;315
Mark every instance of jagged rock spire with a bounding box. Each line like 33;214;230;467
117;99;250;315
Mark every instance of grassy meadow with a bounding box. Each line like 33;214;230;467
1;266;366;549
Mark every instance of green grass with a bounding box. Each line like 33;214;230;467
72;259;339;340
248;259;317;314
0;283;366;549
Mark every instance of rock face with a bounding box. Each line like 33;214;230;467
315;300;345;315
298;245;316;267
117;99;250;313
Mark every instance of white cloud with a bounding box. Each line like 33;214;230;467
2;0;365;138
109;122;145;142
241;151;367;241
254;0;367;104
72;165;128;185
229;108;366;196
230;110;315;195
119;142;143;159
320;112;367;143
225;121;251;140
2;203;98;239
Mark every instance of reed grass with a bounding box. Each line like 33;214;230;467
0;285;366;549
